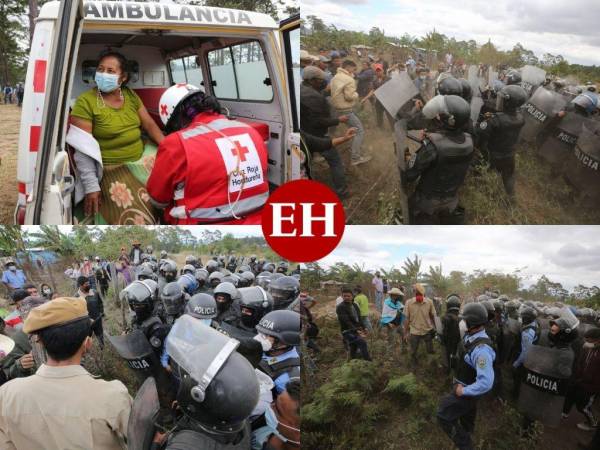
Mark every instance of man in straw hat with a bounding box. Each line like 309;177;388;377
0;297;132;449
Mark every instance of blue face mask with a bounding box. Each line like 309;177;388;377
95;71;121;93
200;319;212;326
263;404;300;446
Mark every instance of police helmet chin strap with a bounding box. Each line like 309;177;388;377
201;123;247;220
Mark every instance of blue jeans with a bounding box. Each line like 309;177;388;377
339;111;364;161
375;291;383;312
321;146;347;195
361;316;373;331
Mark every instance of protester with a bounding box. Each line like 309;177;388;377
403;283;436;367
336;287;371;360
353;285;372;331
372;271;384;313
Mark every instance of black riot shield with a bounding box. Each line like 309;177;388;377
106;330;175;420
539;111;586;167
127;376;160;450
517;345;574;426
564;121;600;198
501;317;521;364
520;87;567;143
375;71;419;119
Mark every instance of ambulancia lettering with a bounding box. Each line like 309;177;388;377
127;358;150;370
525;372;559;393
575;146;600;171
260;319;275;330
524;103;547;123
84;2;252;25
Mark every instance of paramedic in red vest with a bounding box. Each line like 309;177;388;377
147;84;269;224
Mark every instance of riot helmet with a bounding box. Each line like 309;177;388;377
446;294;461;312
422;95;470;130
161;259;178;282
504;69;521;85
161;282;185;318
263;262;275;273
520;306;537;325
167;316;259;434
178;273;199;296
185;293;217;320
256;271;272;290
206;260;219;273
222;274;239;287
238;286;273;329
255;310;301;348
497;85;527;111
185;255;197;266
195;268;209;286
137;263;155;281
250;255;257;262
571;93;598;115
480;300;495;321
121;280;155;320
160;250;167;258
458;78;472;102
437;76;462;96
182;264;195;275
213;282;240;313
237;264;251;274
269;276;300;310
239;271;255;288
276;261;289;274
208;271;224;288
459;303;488;329
492;299;504;314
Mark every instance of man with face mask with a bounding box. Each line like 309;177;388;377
75;276;104;348
1;261;27;293
252;378;300;450
300;65;352;198
0;298;132;449
255;310;301;396
437;303;495;450
403;284;436;367
214;282;242;326
562;327;600;433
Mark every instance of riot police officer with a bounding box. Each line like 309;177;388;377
184;255;201;269
249;255;258;274
441;294;461;374
184;293;218;327
269;276;300;310
137;263;156;282
257;271;272;290
194;268;209;293
255;310;301;395
477;84;528;200
121;280;170;358
158;259;178;292
276;261;289;275
226;255;237;273
161;282;186;325
236;286;273;337
402;95;473;224
213;282;241;326
208;271;224;290
437;303;495;450
238;271;255;288
481;300;503;399
205;259;219;274
512;306;540;398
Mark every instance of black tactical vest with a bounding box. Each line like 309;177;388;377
259;356;301;381
454;336;492;387
418;132;474;198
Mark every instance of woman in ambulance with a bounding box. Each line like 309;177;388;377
68;51;165;224
146;84;269;224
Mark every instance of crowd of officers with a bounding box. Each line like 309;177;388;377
300;47;599;223
330;282;600;450
0;248;304;450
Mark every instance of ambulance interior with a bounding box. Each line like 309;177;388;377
68;28;291;189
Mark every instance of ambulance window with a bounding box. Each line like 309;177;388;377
170;59;186;84
169;56;204;87
208;41;273;102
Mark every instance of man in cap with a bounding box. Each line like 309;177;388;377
301;65;353;198
403;283;436;367
1;261;27;292
0;297;132;449
129;240;143;266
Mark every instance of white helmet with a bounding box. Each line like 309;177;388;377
158;83;204;126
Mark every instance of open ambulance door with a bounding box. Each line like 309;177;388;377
26;0;84;224
278;14;302;182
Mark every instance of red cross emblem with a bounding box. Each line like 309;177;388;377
231;141;250;162
160;104;168;116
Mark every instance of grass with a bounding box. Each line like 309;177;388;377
302;305;550;450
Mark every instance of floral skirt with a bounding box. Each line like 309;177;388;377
75;143;158;224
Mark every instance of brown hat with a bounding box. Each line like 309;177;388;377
414;283;425;295
23;297;89;334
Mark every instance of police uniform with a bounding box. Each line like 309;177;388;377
437;328;495;450
259;347;300;395
512;320;539;397
0;297;132;450
477;110;525;197
403;131;473;224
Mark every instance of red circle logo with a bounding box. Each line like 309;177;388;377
262;180;345;262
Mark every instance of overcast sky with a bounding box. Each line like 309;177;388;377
317;226;600;290
302;0;600;66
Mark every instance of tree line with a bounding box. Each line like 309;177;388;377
301;15;600;83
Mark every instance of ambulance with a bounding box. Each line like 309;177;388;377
15;0;301;224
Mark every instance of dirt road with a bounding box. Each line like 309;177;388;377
0;104;21;224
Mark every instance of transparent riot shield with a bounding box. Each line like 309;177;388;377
520;65;546;96
375;71;419;118
539;111;586;167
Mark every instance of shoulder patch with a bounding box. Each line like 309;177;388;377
477;356;487;369
479;121;488;130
